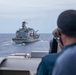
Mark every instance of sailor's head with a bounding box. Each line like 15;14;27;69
52;10;76;47
57;10;76;37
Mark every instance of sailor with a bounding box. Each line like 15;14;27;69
36;30;63;75
52;10;76;75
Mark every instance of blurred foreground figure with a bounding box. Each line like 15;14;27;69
36;38;63;75
52;10;76;75
36;14;64;75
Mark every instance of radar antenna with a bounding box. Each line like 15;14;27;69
22;21;27;28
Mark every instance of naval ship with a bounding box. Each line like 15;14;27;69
12;21;40;44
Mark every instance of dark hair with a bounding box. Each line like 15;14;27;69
57;10;76;37
49;38;58;53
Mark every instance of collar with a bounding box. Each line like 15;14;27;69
62;42;76;51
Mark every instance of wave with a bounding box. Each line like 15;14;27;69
2;41;14;46
40;40;48;42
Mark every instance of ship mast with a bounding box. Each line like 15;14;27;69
22;21;27;29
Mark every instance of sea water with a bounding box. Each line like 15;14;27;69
0;33;53;57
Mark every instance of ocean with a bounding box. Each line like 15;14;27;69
0;34;53;57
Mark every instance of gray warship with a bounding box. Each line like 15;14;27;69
12;21;40;44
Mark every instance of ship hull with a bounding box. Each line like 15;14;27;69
12;37;39;44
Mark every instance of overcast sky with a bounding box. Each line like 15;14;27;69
0;0;76;33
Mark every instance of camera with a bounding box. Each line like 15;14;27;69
49;30;63;54
52;31;60;40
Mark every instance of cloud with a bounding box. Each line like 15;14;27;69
0;0;76;17
0;0;76;33
0;0;76;19
0;0;76;11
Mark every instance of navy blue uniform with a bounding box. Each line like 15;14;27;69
36;51;63;75
52;43;76;75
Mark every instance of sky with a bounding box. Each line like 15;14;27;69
0;0;76;33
